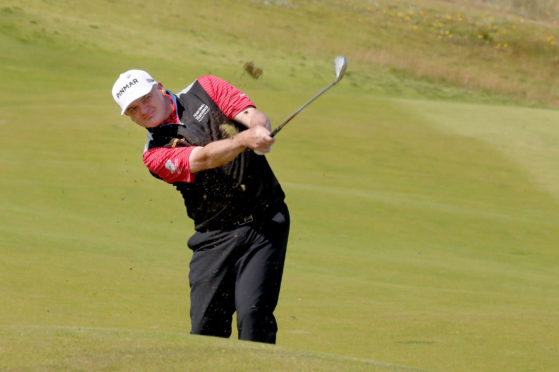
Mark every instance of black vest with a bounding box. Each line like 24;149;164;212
145;81;285;231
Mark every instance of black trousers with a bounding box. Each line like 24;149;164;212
187;203;289;344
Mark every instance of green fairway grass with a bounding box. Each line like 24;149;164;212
2;0;559;371
0;325;429;372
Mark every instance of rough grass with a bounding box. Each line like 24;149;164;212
468;0;559;19
3;0;559;106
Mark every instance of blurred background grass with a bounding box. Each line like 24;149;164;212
1;1;559;371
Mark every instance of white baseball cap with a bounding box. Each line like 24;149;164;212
112;69;157;115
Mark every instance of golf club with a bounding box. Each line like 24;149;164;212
270;55;347;137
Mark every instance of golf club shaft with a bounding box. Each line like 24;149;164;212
270;80;339;138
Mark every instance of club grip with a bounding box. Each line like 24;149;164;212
270;126;281;137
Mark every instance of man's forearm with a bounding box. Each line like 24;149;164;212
188;136;246;173
188;125;274;173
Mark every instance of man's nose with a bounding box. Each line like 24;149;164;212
138;103;150;115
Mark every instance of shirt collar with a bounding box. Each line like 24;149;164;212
154;91;181;127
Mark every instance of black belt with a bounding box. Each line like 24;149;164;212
232;202;284;227
198;202;284;231
233;214;254;226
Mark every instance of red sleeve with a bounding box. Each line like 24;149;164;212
143;146;197;184
198;75;255;119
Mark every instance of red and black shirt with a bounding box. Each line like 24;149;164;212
143;75;285;231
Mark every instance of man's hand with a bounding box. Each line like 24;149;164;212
189;126;275;173
236;125;275;154
234;107;272;131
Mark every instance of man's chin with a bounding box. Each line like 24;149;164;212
142;119;163;128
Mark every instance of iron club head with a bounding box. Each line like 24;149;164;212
334;56;348;83
268;55;348;138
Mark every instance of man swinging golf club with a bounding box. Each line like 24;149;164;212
112;70;289;344
112;57;346;344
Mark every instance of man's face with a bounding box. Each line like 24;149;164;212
125;83;172;128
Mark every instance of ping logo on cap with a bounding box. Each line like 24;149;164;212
116;78;140;99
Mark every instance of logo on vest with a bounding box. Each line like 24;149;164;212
193;104;210;122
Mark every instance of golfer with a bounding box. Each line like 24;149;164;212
112;69;289;344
